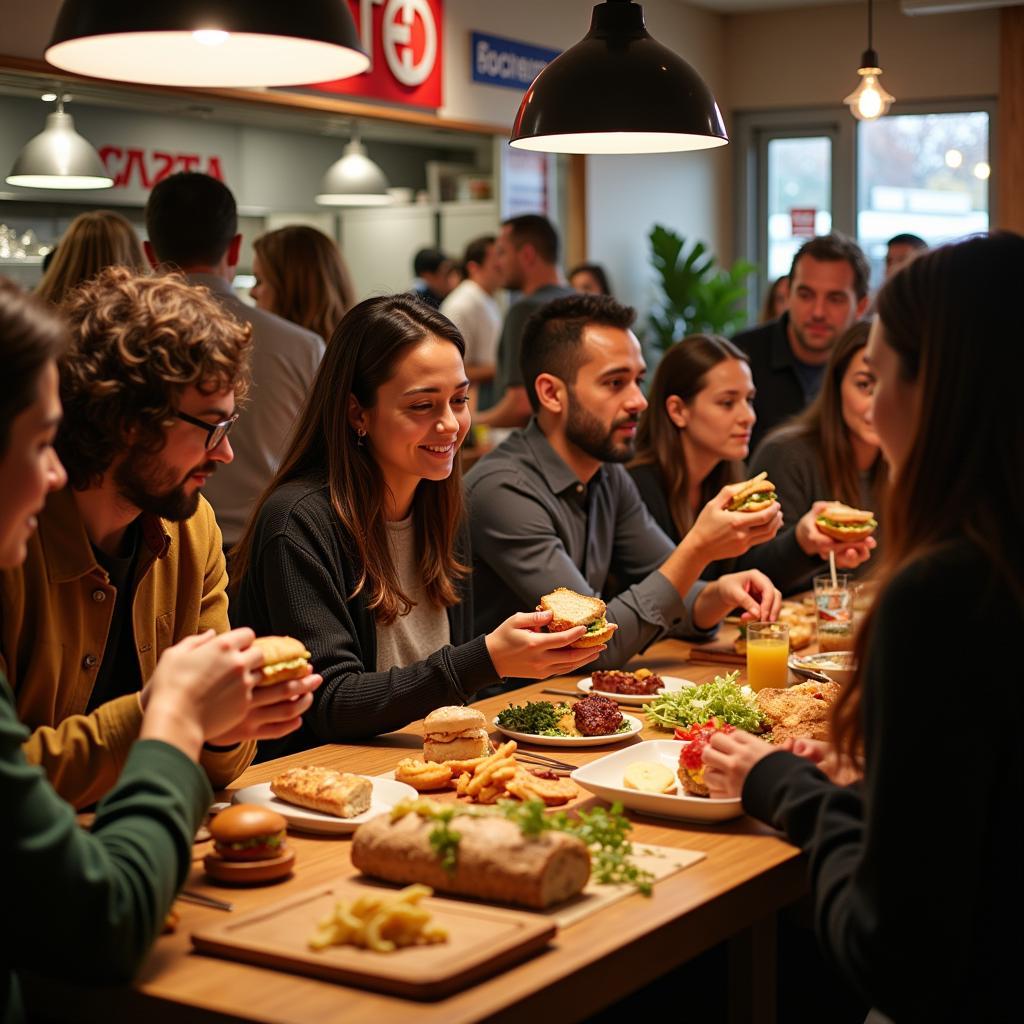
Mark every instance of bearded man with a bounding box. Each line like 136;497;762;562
465;293;781;675
0;268;295;807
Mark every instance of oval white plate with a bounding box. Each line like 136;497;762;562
232;777;417;836
571;740;744;823
492;713;643;748
577;674;696;705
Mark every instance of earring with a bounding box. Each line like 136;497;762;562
356;427;367;447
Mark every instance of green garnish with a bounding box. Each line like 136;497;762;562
817;516;877;531
497;700;572;735
585;617;607;634
427;806;462;874
645;671;764;732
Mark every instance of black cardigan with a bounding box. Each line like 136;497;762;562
233;477;500;759
742;539;1022;1022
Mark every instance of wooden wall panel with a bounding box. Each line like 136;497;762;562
997;7;1024;233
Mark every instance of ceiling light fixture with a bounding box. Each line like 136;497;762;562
6;95;113;191
509;0;727;155
844;0;895;121
316;130;393;207
44;0;369;88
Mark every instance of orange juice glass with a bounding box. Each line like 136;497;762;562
746;622;790;691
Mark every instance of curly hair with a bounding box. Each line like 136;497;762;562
57;266;251;490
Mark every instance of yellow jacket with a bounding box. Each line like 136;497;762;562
0;486;255;808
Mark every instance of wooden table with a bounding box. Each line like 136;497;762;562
26;639;806;1024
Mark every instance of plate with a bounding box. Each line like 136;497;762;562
232;777;418;835
577;674;696;705
788;651;857;686
571;740;744;823
492;713;643;748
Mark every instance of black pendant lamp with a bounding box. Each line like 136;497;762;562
45;1;369;88
510;0;727;155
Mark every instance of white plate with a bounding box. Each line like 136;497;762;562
788;651;857;686
577;674;696;705
571;740;744;823
492;713;643;748
232;777;418;835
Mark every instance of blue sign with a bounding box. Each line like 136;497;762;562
471;32;560;91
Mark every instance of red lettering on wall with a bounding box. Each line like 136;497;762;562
98;148;226;191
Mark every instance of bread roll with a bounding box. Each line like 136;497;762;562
351;811;591;909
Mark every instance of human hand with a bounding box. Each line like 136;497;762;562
206;671;323;745
795;502;876;567
780;736;861;786
485;610;606;679
701;728;779;798
686;484;783;562
695;569;782;630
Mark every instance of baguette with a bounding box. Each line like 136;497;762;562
351;810;591;909
270;766;372;818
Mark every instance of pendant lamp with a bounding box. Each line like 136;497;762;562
510;0;727;155
45;0;368;88
316;133;393;206
6;96;113;190
844;0;894;121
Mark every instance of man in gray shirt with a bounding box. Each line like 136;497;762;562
145;173;325;547
466;294;782;669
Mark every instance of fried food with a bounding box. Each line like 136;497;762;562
505;769;578;806
394;759;453;792
756;680;840;744
271;766;372;818
450;739;580;806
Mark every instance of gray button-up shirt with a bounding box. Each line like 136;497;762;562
465;420;711;669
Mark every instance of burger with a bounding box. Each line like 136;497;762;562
203;804;295;883
814;503;877;542
423;706;493;763
676;719;736;798
727;472;778;513
252;635;311;686
537;587;618;648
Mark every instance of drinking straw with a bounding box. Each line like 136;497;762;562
829;549;838;589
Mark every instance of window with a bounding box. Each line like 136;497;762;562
767;136;833;281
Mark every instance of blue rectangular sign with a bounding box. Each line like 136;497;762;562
471;32;560;91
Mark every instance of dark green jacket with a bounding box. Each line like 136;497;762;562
1;674;210;1023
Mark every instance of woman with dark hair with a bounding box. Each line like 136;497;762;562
0;279;317;1020
759;274;789;323
251;225;356;343
702;233;1024;1022
569;262;612;297
748;321;884;588
232;293;602;758
629;334;864;594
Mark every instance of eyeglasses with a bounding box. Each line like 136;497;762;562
174;410;239;450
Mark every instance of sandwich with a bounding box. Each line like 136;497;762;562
252;635;311;686
270;766;373;818
815;503;877;542
203;803;295;883
423;706;493;763
537;587;618;648
727;471;778;513
676;719;735;797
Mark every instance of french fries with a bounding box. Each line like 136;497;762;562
450;740;578;806
308;884;448;953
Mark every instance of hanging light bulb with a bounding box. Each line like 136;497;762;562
844;0;894;122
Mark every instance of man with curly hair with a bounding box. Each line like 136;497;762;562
0;267;306;808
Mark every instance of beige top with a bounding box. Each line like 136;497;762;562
375;517;451;673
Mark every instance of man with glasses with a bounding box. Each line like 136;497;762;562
0;267;297;808
145;172;325;549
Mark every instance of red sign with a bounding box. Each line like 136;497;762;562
790;207;817;238
309;0;443;109
99;146;224;190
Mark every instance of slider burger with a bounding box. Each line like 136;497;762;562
676;720;735;798
537;587;617;648
203;804;295;884
727;471;778;513
252;635;311;685
423;706;492;763
815;502;877;542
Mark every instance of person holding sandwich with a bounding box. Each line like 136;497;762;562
0;280;319;1023
231;294;601;760
465;293;783;672
701;233;1023;1022
629;333;874;595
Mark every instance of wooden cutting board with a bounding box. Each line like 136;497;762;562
191;879;556;1000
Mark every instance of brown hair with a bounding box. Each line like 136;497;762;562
56;267;252;490
790;233;871;301
502;214;559;265
232;294;469;624
759;275;788;324
631;335;748;536
767;321;886;510
832;233;1024;761
0;280;67;456
35;210;147;306
253;225;356;342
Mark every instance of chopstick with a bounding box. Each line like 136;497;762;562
514;750;578;772
541;687;580;698
178;889;234;912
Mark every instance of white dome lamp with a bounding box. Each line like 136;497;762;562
316;129;394;207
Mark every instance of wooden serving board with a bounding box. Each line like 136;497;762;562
191;879;556;1000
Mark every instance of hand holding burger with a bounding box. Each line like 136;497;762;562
686;477;783;562
795;501;877;568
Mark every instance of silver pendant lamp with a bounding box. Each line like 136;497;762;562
316;130;393;207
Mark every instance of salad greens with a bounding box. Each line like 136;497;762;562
645;671;764;732
495;699;628;737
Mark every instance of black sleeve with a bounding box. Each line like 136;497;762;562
730;525;821;595
626;463;679;544
748;433;819;527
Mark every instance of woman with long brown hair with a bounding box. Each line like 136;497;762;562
629;334;867;594
232;294;603;759
35;210;147;305
702;233;1024;1021
250;225;356;343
